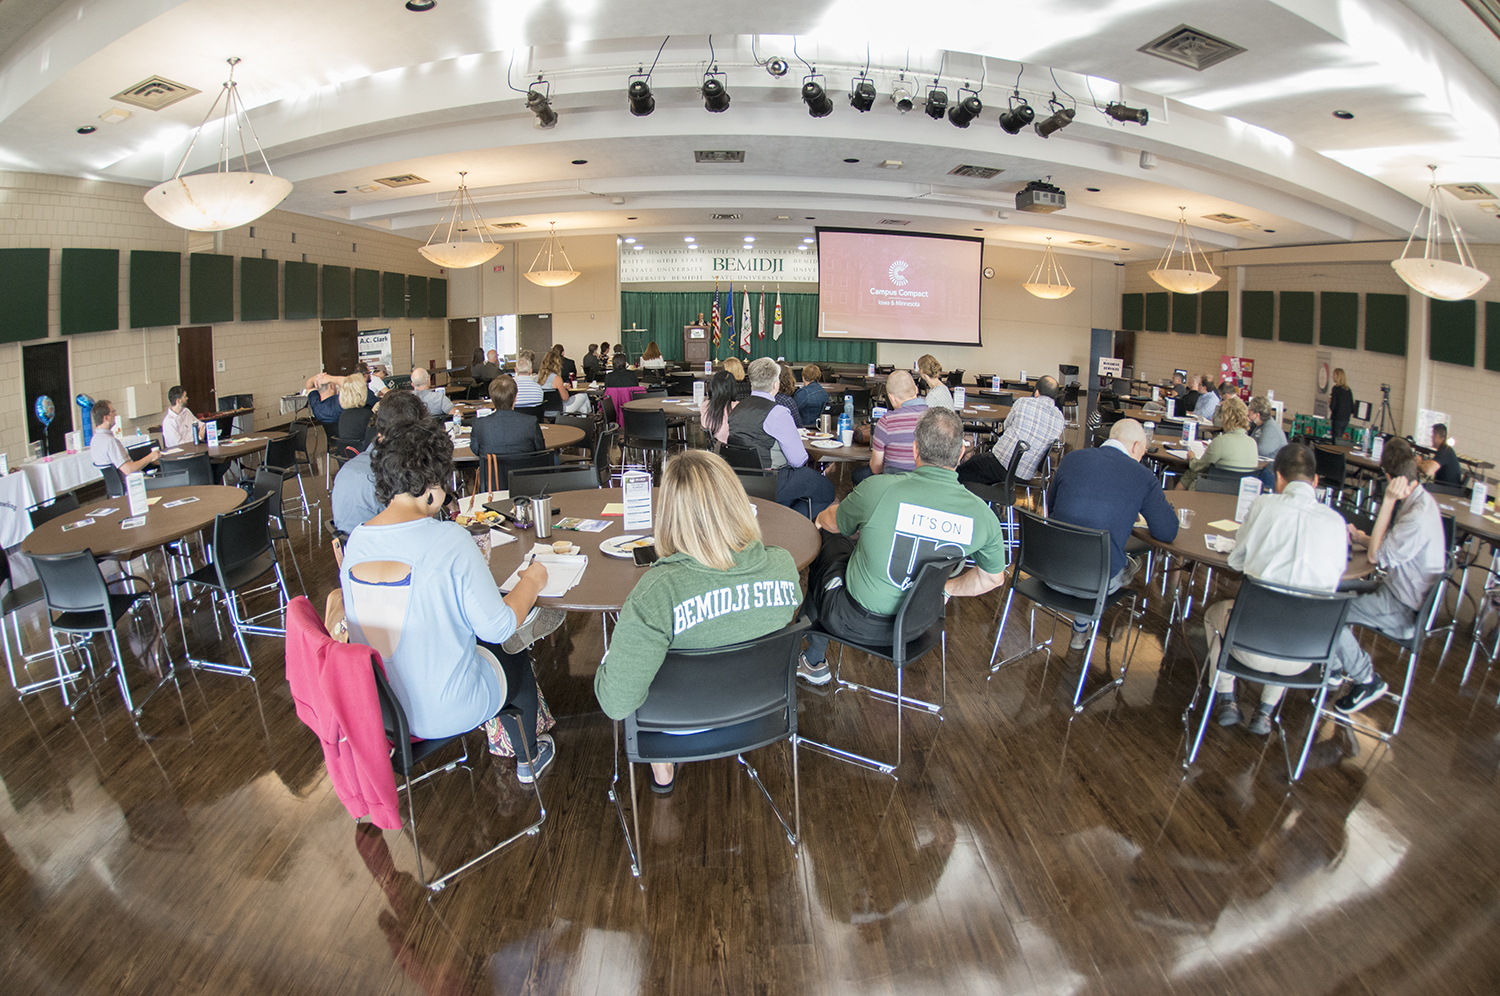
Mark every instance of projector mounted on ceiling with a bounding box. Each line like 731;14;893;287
1016;180;1066;214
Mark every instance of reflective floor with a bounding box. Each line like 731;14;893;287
3;472;1500;996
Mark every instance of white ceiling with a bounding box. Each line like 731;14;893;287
2;0;1499;259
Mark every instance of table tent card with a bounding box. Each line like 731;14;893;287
623;471;652;531
126;470;149;517
1234;476;1263;523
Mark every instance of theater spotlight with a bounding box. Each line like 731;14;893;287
948;90;982;128
702;71;730;112
1105;101;1149;125
1034;99;1074;139
890;79;915;113
802;76;834;117
627;75;654;117
849;76;876;112
766;57;789;78
998;94;1034;134
527;88;557;129
924;86;948;120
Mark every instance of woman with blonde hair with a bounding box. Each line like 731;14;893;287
916;354;954;409
721;355;750;399
1182;395;1259;490
1329;367;1355;444
593;449;802;793
336;375;373;448
537;347;591;414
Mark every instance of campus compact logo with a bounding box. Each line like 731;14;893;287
888;260;909;286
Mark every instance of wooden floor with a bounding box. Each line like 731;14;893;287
3;467;1500;996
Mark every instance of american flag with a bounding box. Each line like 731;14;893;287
710;283;721;346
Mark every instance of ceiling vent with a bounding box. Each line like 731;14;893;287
490;221;527;229
373;174;429;188
1139;25;1247;71
111;76;201;111
1202;212;1248;223
710;212;742;220
695;150;745;163
1070;239;1101;246
949;164;1003;179
878;219;912;226
1441;182;1496;200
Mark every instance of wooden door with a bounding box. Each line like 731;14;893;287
321;319;359;376
449;317;480;370
177;325;216;416
23;341;73;455
518;313;552;360
1113;328;1136;369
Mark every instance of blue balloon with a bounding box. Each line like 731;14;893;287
34;395;55;429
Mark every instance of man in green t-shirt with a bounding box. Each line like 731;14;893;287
798;407;1011;683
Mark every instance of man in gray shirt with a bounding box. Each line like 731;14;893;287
1247;396;1287;459
1331;437;1446;715
331;391;429;534
409;367;454;417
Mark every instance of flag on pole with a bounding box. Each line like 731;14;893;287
772;288;783;340
710;282;721;347
757;289;766;340
724;282;734;347
740;290;752;353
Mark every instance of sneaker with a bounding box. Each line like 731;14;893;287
1334;678;1389;716
1247;705;1274;736
796;653;831;686
515;733;556;784
1215;694;1242;727
502;607;567;654
1069;627;1091;651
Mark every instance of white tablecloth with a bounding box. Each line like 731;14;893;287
0;471;39;550
1;450;103;554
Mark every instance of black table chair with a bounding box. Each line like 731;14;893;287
2;552;75;704
160;453;213;486
29;493;81;528
507;465;603;497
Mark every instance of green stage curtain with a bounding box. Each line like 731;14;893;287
620;290;876;365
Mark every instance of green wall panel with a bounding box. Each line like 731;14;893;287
1144;292;1169;332
1429;298;1476;367
1241;290;1274;340
354;268;381;318
1121;293;1144;331
429;277;447;318
61;248;119;335
1365;293;1408;356
407;275;429;319
322;265;352;319
1200;290;1228;337
129;250;181;328
382;272;406;318
1319;291;1358;349
1279;291;1314;344
189;253;234;324
0;249;49;343
240;257;279;322
1487;302;1500;373
285;261;318;320
1171;293;1198;334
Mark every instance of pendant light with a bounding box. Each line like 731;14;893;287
523;222;581;287
1022;238;1075;299
1148;207;1221;294
417;172;502;268
143;58;293;232
1390;166;1491;301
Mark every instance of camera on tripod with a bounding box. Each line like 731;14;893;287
1380;383;1391;398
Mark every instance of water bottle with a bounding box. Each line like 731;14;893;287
844;394;854;421
991;375;1001;392
837;411;852;439
704;361;711;373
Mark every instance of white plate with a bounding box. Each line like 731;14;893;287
599;534;655;558
809;439;845;449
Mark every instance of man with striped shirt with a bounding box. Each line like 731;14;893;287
868;370;928;477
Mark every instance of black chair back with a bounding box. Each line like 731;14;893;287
290;421;314;459
370;658;458;775
593;426;618;485
1217;578;1353;675
640;388;668;400
734;470;778;501
622;408;669;449
145;471;192;491
29;493;81;528
989;392;1015;407
667;373;697;397
886;558;961;667
1314;446;1346;489
540;389;563;417
944;369;965;389
211;494;275;587
1426;481;1468;498
252;467;287;523
507;465;602;497
1015;509;1113;619
1194;476;1242;495
554;413;596;454
837;387;872;417
1060;383;1080;406
476;449;555;492
626;620;810;762
99;463;127;498
29;549;110;617
721;444;768;472
264;436;295;470
161;453;212;486
964;441;1026;511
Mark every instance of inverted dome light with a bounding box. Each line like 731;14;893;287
524;222;581;287
143;58;292;231
1390;167;1491;300
1149;207;1221;294
1022;238;1076;299
416;172;502;269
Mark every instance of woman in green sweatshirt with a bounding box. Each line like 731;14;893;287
594;450;803;793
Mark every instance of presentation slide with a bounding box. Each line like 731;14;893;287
816;228;983;345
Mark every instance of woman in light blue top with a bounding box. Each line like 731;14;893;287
340;419;558;782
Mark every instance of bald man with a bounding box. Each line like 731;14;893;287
867;369;928;477
409;367;454;416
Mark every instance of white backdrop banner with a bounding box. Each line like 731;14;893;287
620;247;818;283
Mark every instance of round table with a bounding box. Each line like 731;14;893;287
453;422;585;463
804;439;872;464
623;397;702;417
485;487;821;612
20;486;247;560
959;403;1010;423
160;430;289;463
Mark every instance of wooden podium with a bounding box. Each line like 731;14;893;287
683;325;710;364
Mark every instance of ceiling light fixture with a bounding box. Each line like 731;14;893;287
802;75;833;117
766;57;789;78
416;172;502;268
1104;102;1149;125
1139;150;1158;170
849;76;876;112
76;125;96;135
924;85;949;120
890;78;915;113
1391;166;1491;300
527;84;557;129
1332;109;1354;119
1033;96;1075;139
702;70;730;112
524;222;580;286
1149;207;1221;294
948;88;982;128
1023;238;1075;299
142;58;293;232
405;0;435;10
998;93;1034;134
627;75;654;116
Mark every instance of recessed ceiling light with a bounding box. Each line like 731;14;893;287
1263;229;1276;233
571;159;588;164
805;216;815;220
627;216;638;220
76;125;96;134
973;228;982;232
798;245;808;251
683;236;695;242
1086;187;1101;192
803;237;815;243
843;158;859;163
405;0;435;10
633;245;644;250
1332;110;1354;119
744;236;755;242
333;189;348;194
624;237;636;243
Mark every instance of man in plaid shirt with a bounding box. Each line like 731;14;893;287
957;376;1064;486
